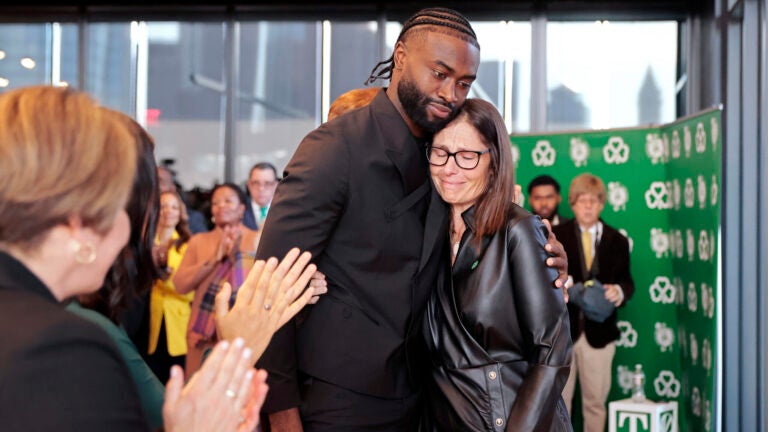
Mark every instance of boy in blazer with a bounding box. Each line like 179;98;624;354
554;173;634;432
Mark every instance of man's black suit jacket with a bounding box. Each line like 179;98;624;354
242;201;259;231
0;252;147;431
255;90;448;412
553;219;634;348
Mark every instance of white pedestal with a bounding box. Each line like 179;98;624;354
608;398;678;432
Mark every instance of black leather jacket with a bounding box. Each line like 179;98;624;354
423;205;573;432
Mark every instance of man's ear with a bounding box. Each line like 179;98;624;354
393;41;407;71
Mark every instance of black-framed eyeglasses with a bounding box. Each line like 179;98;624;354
426;146;490;170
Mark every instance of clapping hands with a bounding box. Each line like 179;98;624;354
214;248;320;362
215;226;243;262
162;338;267;432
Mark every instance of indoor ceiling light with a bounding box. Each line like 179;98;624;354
20;57;36;69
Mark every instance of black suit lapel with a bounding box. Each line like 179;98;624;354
384;146;428;195
418;186;448;274
559;221;587;282
595;225;615;277
371;90;428;195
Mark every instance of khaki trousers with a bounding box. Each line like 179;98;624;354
562;335;616;432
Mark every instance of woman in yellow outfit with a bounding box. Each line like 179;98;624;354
146;190;194;383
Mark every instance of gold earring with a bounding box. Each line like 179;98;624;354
70;239;96;264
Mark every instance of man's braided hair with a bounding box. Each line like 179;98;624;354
365;7;479;85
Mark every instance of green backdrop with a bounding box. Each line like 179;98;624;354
510;108;721;432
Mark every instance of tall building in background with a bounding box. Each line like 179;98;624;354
548;84;589;131
638;66;662;125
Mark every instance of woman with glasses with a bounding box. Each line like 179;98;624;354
422;98;573;431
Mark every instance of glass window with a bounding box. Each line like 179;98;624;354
0;23;79;91
86;23;133;114
59;24;79;87
473;21;532;132
330;21;380;102
0;24;49;90
144;22;226;190
470;23;507;114
235;21;320;183
546;21;678;131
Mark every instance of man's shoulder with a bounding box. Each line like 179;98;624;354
318;102;380;137
300;115;367;153
600;222;629;246
306;91;401;146
600;221;622;236
552;219;575;235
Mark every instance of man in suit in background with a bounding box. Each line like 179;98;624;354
528;174;568;226
554;173;634;432
243;162;279;230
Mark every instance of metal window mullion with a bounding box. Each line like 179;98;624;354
314;21;323;126
721;3;743;432
503;21;514;132
739;3;760;432
77;19;87;90
320;20;331;124
223;19;240;183
684;16;698;114
760;0;768;429
129;21;139;117
377;12;387;62
530;14;547;132
135;22;149;127
50;22;63;86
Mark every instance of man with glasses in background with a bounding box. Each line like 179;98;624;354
243;162;279;230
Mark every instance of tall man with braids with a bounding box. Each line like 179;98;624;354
255;8;569;431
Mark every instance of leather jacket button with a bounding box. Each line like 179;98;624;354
342;307;352;319
495;418;504;427
488;371;497;380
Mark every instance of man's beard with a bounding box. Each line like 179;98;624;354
541;204;560;221
398;75;458;134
